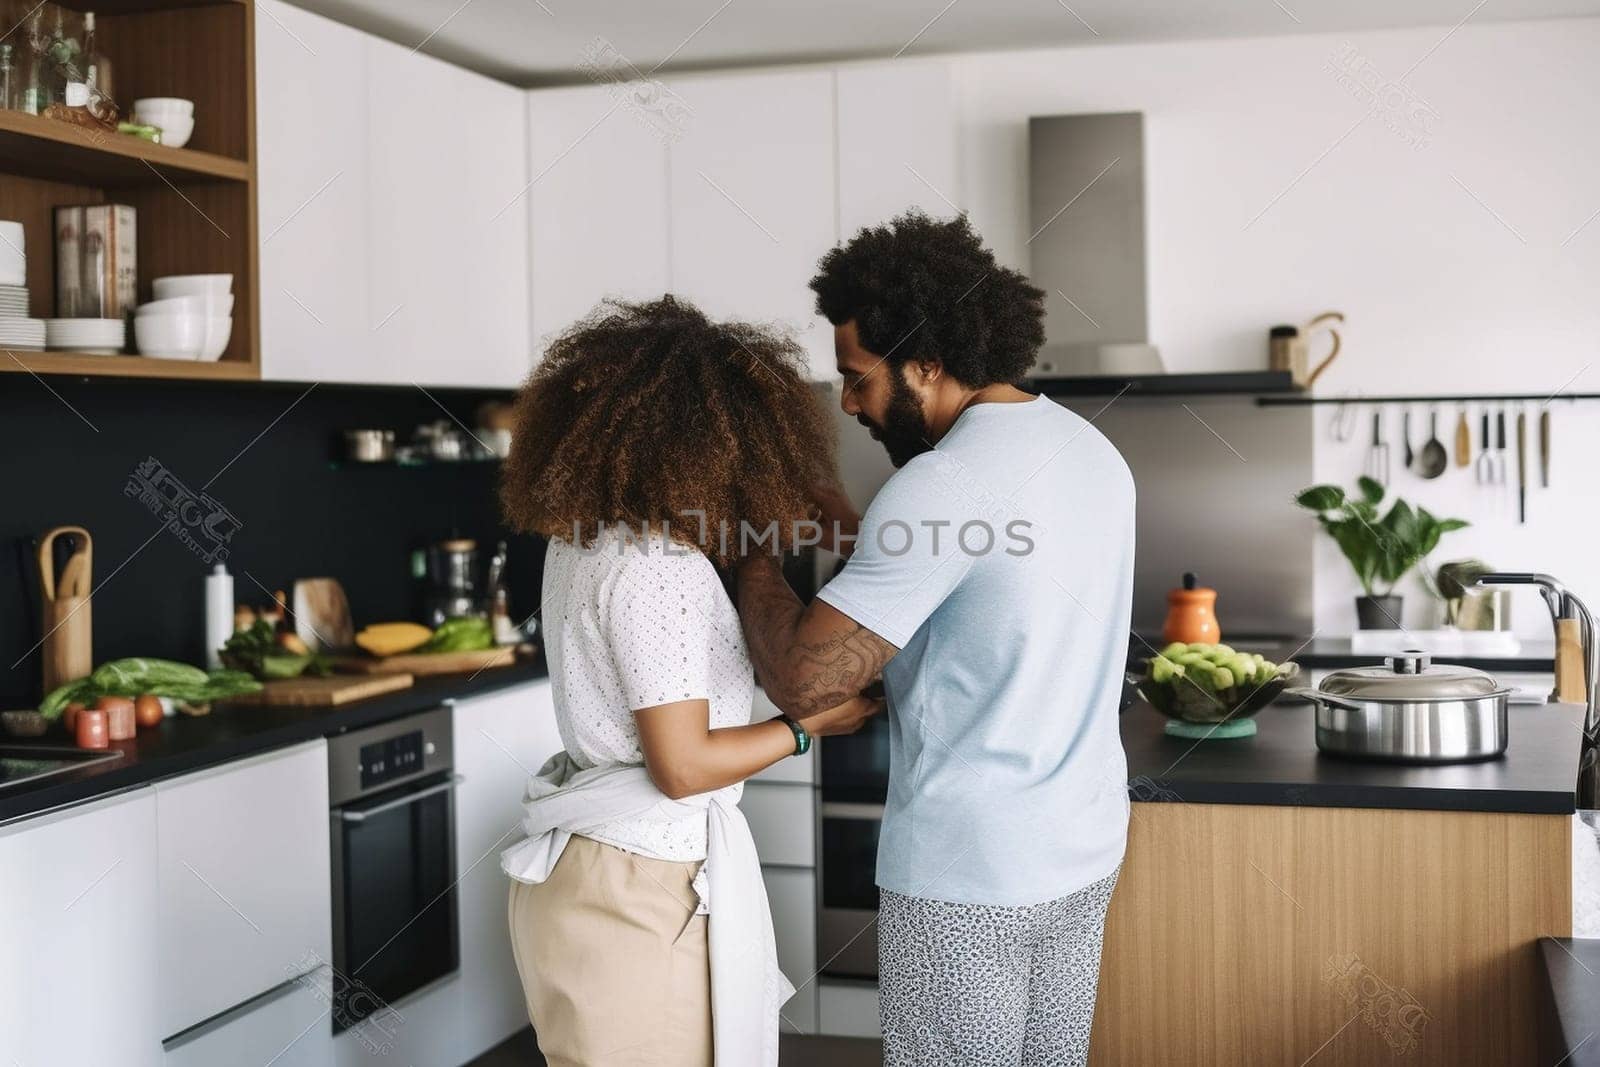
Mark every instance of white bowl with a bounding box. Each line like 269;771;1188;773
135;313;205;360
139;114;194;148
133;97;193;116
137;293;233;318
199;317;232;361
152;274;232;299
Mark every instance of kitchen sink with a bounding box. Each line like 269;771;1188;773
0;746;124;791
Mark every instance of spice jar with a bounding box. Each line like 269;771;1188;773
76;707;109;749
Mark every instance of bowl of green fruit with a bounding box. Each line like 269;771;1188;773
1130;642;1299;739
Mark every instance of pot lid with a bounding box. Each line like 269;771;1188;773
1319;650;1506;700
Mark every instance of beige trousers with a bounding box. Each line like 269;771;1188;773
508;834;713;1067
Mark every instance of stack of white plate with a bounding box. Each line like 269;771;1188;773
46;318;126;355
0;221;24;287
0;317;46;350
0;284;27;317
135;274;233;361
0;220;38;348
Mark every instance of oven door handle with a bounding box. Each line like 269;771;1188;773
338;774;464;822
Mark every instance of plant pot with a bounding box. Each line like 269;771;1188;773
1355;595;1403;630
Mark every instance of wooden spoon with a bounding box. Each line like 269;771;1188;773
1454;408;1471;467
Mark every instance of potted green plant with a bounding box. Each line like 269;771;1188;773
1294;477;1469;630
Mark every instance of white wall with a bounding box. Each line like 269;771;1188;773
943;19;1600;638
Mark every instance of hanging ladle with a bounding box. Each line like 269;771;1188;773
1418;407;1448;479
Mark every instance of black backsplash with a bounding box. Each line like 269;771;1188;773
0;377;544;707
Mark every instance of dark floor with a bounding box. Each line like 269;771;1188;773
468;1027;884;1066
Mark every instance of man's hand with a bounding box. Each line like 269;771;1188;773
800;694;884;737
811;481;861;558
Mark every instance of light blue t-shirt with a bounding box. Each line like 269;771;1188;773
816;395;1135;906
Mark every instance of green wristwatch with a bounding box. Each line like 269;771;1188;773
777;714;811;757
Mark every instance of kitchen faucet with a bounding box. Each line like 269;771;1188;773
1476;573;1599;808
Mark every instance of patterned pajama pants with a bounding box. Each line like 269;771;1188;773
877;868;1120;1067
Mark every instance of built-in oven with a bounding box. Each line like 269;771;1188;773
817;800;884;980
817;710;890;980
328;706;460;1032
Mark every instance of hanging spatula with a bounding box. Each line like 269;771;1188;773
1453;407;1471;468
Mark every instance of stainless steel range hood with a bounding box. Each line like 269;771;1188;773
1028;112;1162;378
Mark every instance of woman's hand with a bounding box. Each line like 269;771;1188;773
801;694;885;737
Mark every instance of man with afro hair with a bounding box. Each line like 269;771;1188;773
738;211;1136;1066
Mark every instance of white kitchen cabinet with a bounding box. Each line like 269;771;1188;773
767;867;820;1034
745;781;816;868
527;84;671;354
365;40;533;388
665;70;839;380
459;73;533;387
450;680;562;1061
155;740;331;1039
0;789;163;1067
255;0;372;383
836;61;960;234
257;7;531;388
365;37;467;385
163;973;332;1067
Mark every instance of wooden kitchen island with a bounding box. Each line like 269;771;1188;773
1092;699;1582;1066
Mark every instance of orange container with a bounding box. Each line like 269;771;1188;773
1163;573;1221;645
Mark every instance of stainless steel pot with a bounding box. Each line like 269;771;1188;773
1288;650;1511;763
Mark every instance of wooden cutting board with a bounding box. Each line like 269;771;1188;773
227;672;414;706
332;647;519;677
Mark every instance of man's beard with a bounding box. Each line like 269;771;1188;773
858;371;931;468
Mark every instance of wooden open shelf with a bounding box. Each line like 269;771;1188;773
53;0;246;13
0;110;249;186
0;0;260;382
0;351;259;381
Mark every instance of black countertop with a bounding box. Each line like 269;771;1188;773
0;656;548;826
1538;938;1600;1066
1120;697;1584;814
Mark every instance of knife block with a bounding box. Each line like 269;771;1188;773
42;595;92;692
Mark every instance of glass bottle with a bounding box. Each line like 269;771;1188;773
82;11;116;122
17;7;52;115
51;5;86;110
0;45;14;111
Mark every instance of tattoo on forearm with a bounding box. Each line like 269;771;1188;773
739;559;895;717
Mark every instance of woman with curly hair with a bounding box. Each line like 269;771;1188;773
497;295;880;1067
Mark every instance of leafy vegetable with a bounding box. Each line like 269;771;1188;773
418;617;493;654
1293;478;1469;597
39;664;262;719
221;620;329;680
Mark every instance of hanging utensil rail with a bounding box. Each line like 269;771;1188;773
1257;391;1599;406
